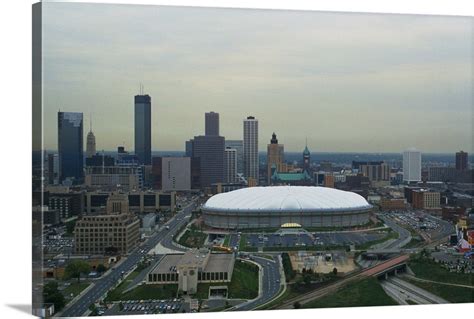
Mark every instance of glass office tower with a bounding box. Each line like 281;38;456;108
134;94;152;165
58;111;84;183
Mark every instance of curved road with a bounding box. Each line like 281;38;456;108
61;202;196;317
233;255;282;311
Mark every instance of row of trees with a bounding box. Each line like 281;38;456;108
64;260;108;282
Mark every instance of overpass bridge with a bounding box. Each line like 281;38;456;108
363;254;409;279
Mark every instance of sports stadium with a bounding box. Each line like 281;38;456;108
202;186;373;229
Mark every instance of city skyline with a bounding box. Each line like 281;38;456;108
42;3;472;153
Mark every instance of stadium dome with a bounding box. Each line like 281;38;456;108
202;186;372;229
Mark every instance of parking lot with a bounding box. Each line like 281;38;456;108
43;236;74;255
244;231;385;248
105;298;188;316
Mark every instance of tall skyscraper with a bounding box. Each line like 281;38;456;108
205;111;219;136
243;116;259;183
193;135;225;188
225;140;244;175
224;147;238;183
303;141;311;172
456;150;468;171
403;148;421;182
86;116;96;158
267;132;284;185
134;94;151;165
58;111;83;183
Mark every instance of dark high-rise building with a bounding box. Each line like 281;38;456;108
152;157;163;190
134;94;151;165
185;139;194;157
85;154;115;167
48;190;84;219
191;157;201;189
193;135;225;188
58;112;84;183
205;111;219;136
456;151;468;171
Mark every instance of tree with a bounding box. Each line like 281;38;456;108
303;274;311;286
65;260;91;282
293;301;301;309
96;264;107;274
65;220;76;236
332;267;338;276
43;281;65;312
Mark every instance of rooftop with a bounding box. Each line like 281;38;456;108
203;186;372;213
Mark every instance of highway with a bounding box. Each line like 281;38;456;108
233;255;282;311
60;202;196;317
275;255;409;309
381;276;448;304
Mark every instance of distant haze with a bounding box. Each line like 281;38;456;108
42;3;473;153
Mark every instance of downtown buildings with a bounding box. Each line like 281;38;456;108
58;111;84;184
403;148;421;183
243;116;259;184
225;140;244;176
224;147;238;184
85;117;96;158
74;192;140;255
456;150;468;171
186;112;225;189
266;132;284;185
134;94;152;165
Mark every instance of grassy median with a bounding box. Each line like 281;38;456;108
405;279;474;303
302;277;397;309
408;255;473;286
195;259;259;300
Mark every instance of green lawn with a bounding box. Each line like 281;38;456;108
178;229;207;248
302;277;397;309
106;280;177;301
356;230;399;250
195;259;259;300
62;282;90;299
281;253;295;282
104;269;174;301
404;237;424;248
409;256;474;286
405;279;474;303
228;260;259;299
223;235;230;247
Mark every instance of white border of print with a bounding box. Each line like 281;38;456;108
0;1;472;319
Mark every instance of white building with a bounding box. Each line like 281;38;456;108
403;148;421;182
161;157;191;191
224;148;238;183
225;140;244;175
243;116;259;183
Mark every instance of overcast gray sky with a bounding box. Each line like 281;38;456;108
42;3;473;153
